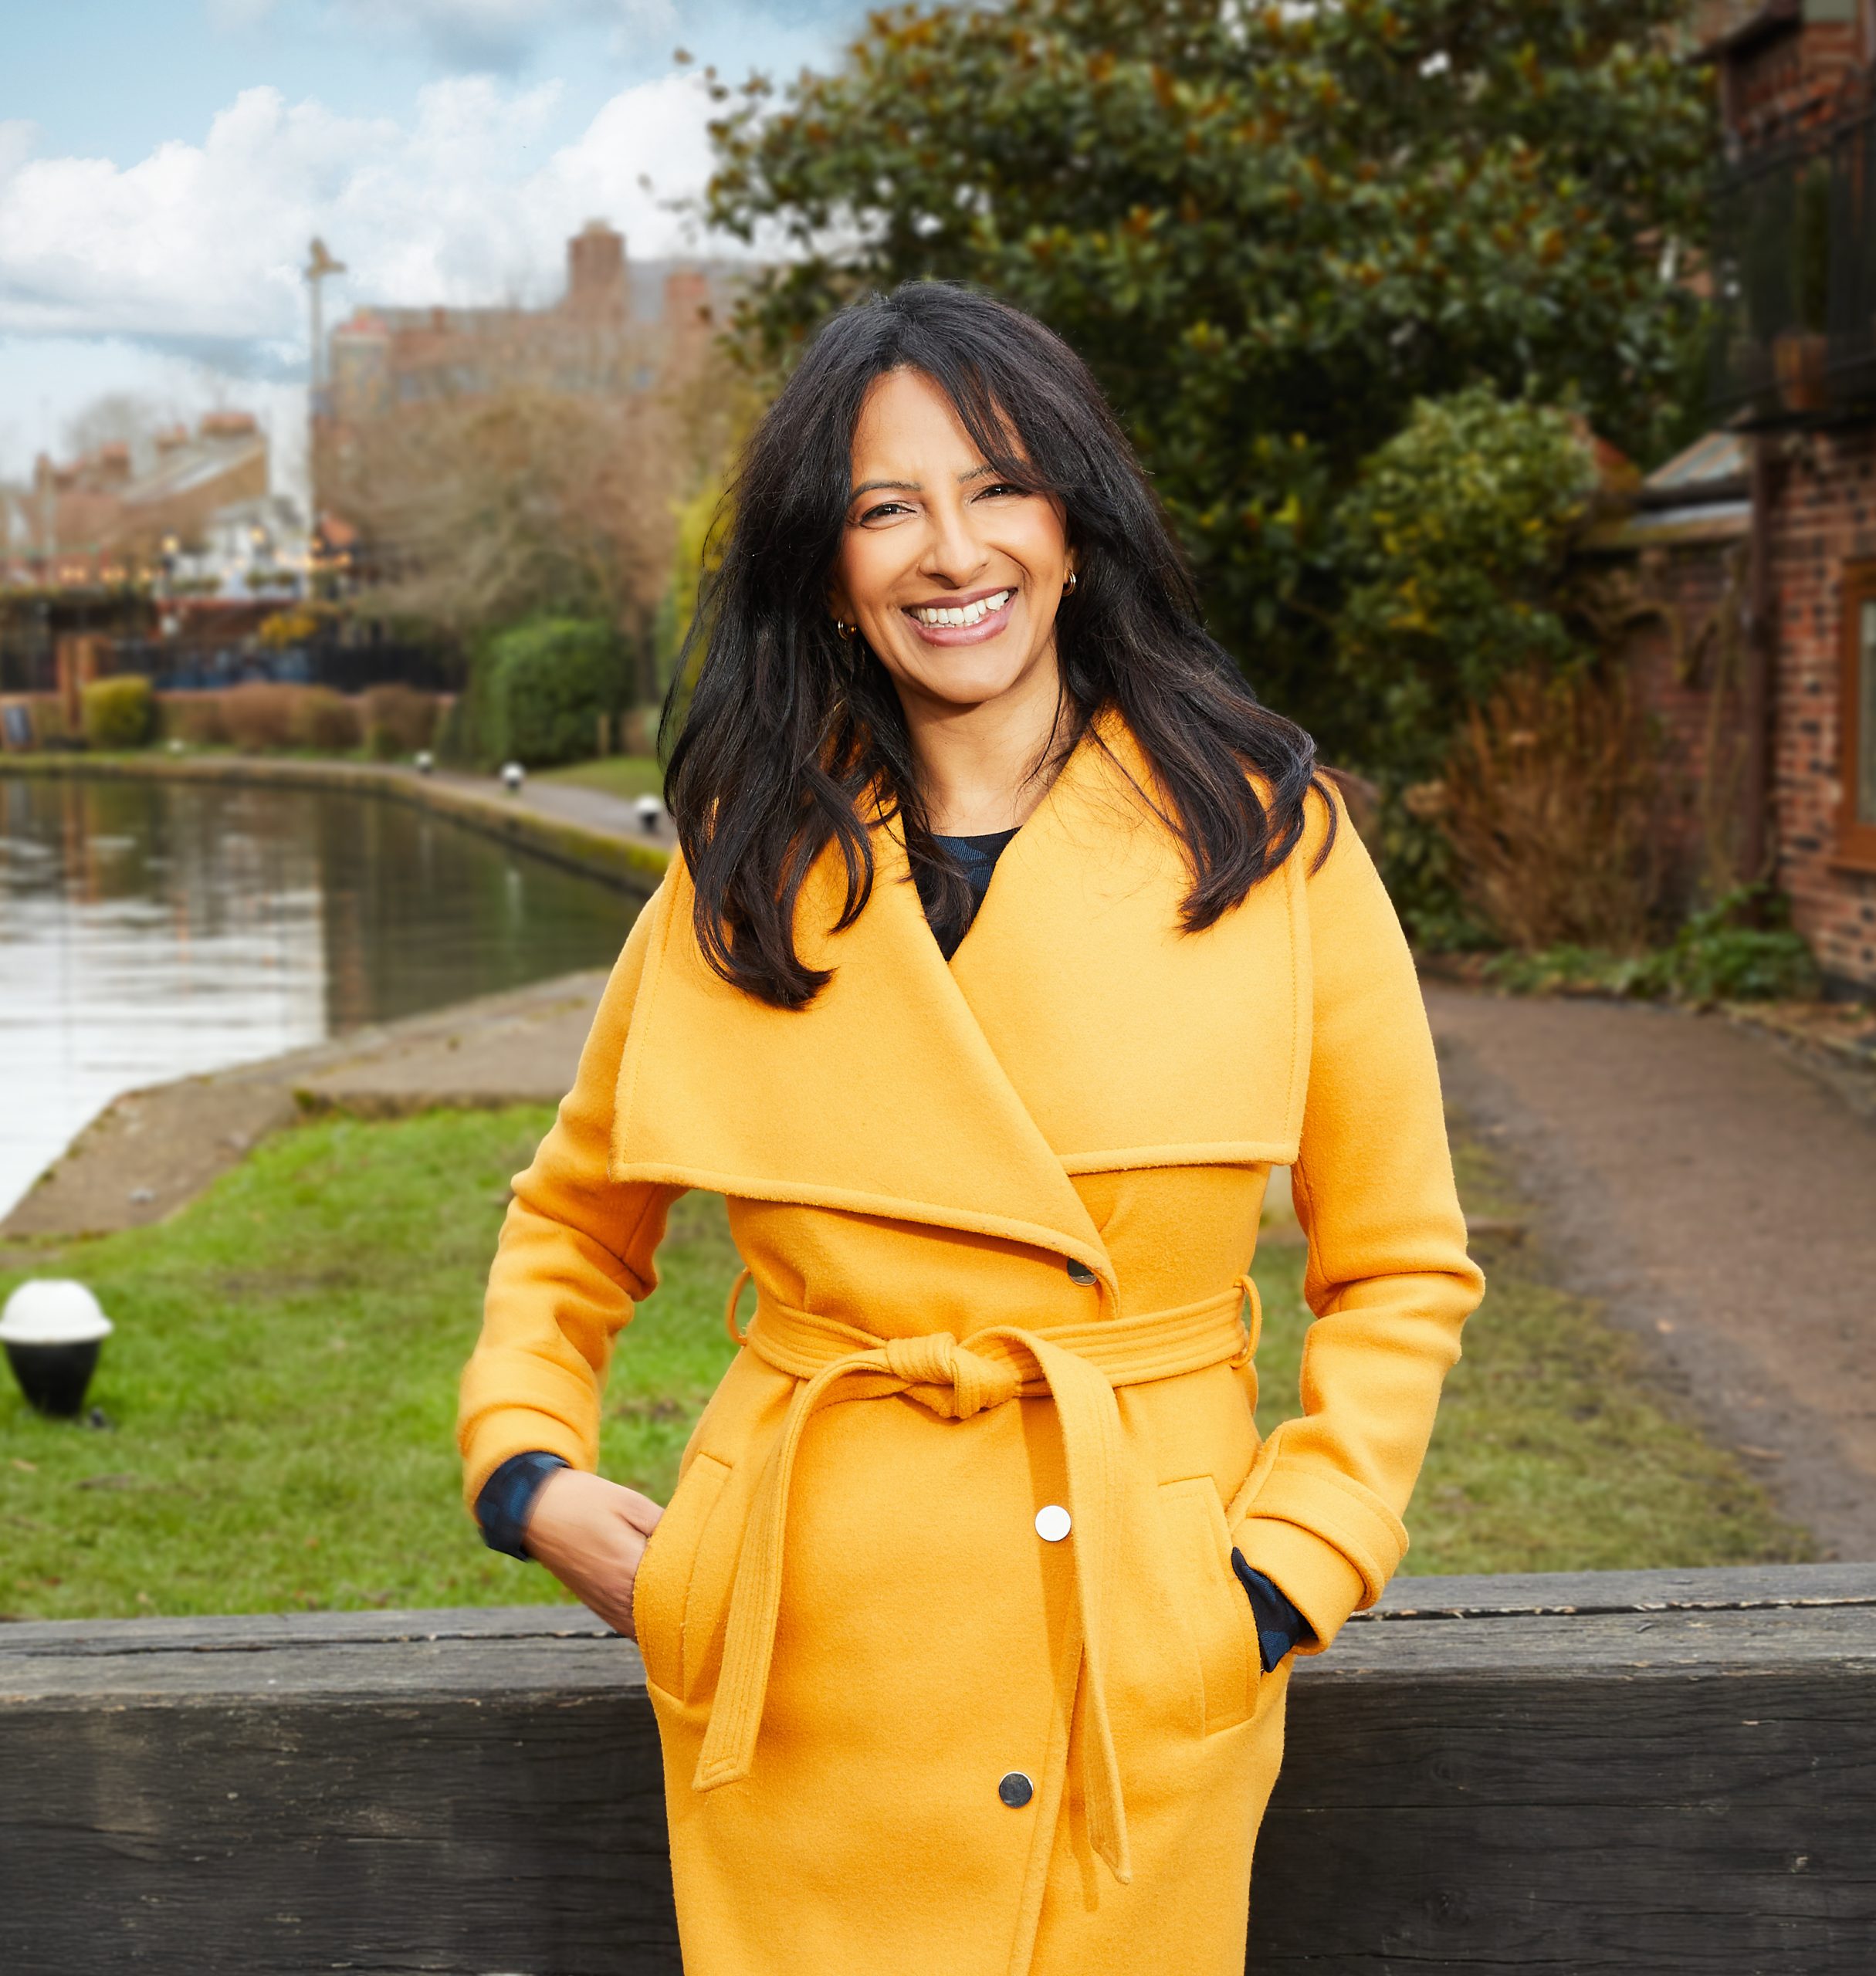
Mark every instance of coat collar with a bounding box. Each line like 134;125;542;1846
609;712;1309;1287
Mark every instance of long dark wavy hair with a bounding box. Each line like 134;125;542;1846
662;280;1333;1008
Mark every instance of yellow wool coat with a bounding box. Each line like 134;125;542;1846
458;714;1484;1976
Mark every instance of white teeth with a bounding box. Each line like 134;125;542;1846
910;588;1011;628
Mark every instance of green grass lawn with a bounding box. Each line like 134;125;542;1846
1254;1125;1811;1576
0;1108;1805;1622
536;756;665;801
0;1108;740;1622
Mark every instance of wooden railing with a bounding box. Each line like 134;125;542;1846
3;1562;1871;1973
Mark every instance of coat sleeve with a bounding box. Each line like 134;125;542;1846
456;880;686;1513
1229;783;1485;1649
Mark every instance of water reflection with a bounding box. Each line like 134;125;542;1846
0;775;639;1216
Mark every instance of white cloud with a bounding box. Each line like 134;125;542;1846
0;69;724;354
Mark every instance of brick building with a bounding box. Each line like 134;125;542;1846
1594;0;1876;993
4;412;269;588
317;220;721;463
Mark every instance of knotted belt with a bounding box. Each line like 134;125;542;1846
690;1268;1262;1890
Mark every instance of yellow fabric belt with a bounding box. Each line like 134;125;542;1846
691;1271;1261;1890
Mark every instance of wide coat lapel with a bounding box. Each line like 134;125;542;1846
608;714;1310;1287
947;716;1310;1174
608;784;1116;1291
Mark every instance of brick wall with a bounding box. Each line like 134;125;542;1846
1605;536;1760;908
1765;431;1876;988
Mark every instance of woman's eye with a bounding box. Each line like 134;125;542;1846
857;500;913;523
977;482;1028;500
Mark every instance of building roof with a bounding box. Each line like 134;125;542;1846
1579;431;1752;552
119;425;267;510
1698;0;1801;63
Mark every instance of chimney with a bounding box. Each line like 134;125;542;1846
199;410;259;440
566;219;628;323
96;442;133;484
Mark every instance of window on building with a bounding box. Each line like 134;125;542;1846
1840;563;1876;868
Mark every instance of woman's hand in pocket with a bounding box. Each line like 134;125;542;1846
523;1468;664;1638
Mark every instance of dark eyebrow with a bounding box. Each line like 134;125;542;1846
847;463;1010;504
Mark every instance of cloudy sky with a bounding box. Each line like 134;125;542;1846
0;0;860;496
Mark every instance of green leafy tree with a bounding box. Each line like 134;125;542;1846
1332;386;1599;780
702;0;1715;760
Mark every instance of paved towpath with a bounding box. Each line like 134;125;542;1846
1427;984;1876;1562
431;767;679;853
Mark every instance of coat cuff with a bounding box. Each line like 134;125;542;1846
1230;1463;1410;1649
1230;1515;1368;1651
459;1407;593;1515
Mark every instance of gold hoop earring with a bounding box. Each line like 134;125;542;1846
1062;569;1079;595
835;619;856;640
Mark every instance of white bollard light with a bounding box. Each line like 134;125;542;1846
1;1280;114;1418
415;749;435;775
501;762;525;793
633;793;663;836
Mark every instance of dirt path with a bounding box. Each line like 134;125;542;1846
1427;985;1876;1561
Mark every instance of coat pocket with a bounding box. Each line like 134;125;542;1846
632;1452;732;1700
1159;1475;1261;1735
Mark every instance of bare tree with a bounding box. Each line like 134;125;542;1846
323;310;747;689
62;393;175;473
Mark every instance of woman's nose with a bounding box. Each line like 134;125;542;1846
921;499;987;585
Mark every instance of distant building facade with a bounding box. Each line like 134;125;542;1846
3;413;269;589
167;496;311;604
316;220;721;479
1593;0;1876;993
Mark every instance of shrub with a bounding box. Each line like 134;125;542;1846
361;683;440;761
28;695;76;747
1485;888;1820;1005
157;692;228;747
81;675;156;749
259;607;320;651
484;617;623;768
1437;666;1667;955
220;682;302;753
293;688;361;753
1332;388;1600;781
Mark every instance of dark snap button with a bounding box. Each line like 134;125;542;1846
1065;1258;1095;1285
997;1771;1035;1809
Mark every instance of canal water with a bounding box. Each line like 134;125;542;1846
0;774;642;1218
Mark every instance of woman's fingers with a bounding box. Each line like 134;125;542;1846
523;1468;664;1639
614;1484;665;1539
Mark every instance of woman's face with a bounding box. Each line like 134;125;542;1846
828;367;1075;717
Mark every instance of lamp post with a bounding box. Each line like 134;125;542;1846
0;1281;114;1417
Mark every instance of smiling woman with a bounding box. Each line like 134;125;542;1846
456;282;1485;1976
659;281;1329;1007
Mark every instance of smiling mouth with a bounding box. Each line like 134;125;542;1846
904;587;1013;630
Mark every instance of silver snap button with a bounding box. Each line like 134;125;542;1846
1034;1504;1071;1543
1065;1258;1096;1285
997;1771;1035;1809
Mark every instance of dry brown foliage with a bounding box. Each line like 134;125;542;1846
156;692;227;746
220;682;303;753
294;688;361;753
361;683;440;760
1437;666;1668;952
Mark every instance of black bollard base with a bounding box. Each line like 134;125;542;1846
4;1338;103;1417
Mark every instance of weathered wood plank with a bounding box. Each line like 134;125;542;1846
2;1566;1871;1974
